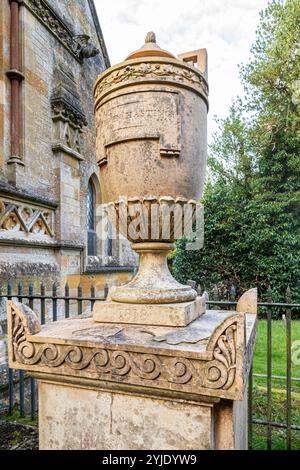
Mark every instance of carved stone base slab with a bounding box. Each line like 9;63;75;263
6;290;257;450
93;296;205;327
7;297;257;402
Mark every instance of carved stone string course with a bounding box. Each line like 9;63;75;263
8;301;245;400
25;0;99;62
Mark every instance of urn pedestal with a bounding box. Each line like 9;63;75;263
7;289;257;450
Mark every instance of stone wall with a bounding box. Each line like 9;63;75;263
0;0;137;377
0;0;136;280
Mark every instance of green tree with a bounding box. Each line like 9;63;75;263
173;0;300;301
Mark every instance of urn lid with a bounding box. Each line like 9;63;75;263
125;32;176;60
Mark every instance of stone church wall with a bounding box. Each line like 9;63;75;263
0;0;136;392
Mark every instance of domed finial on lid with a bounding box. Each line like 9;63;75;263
125;31;175;60
145;31;156;44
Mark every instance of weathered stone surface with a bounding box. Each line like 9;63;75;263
93;296;205;327
94;34;208;304
7;300;257;402
0;0;135;284
0;0;137;382
6;295;257;450
94;44;208;203
237;288;257;314
109;242;197;305
38;382;214;450
3;19;258;450
178;49;208;76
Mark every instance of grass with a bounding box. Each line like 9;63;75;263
0;409;37;427
251;319;300;450
253;319;300;379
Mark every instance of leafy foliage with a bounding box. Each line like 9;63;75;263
173;0;300;301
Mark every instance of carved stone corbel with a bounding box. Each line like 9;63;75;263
73;35;99;61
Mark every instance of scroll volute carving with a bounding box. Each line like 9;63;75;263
7;301;41;367
7;301;246;400
204;314;245;392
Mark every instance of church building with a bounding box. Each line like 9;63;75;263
0;0;136;301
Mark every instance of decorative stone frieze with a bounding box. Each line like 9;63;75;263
94;59;209;110
7;300;252;401
105;196;200;243
24;0;99;62
0;196;54;237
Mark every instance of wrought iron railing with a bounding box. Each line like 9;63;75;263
206;284;300;450
0;282;107;420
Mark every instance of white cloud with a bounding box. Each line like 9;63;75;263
94;0;270;142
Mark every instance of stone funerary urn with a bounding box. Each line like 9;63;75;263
94;32;208;320
7;34;257;450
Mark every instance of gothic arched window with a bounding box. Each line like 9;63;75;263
106;219;113;257
87;180;96;256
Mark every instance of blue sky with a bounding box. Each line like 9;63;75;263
94;0;270;142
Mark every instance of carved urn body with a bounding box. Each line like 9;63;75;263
94;33;208;305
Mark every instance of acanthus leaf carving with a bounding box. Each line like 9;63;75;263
203;315;243;391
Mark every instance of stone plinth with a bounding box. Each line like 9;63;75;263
93;296;205;327
7;295;257;450
38;383;215;450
